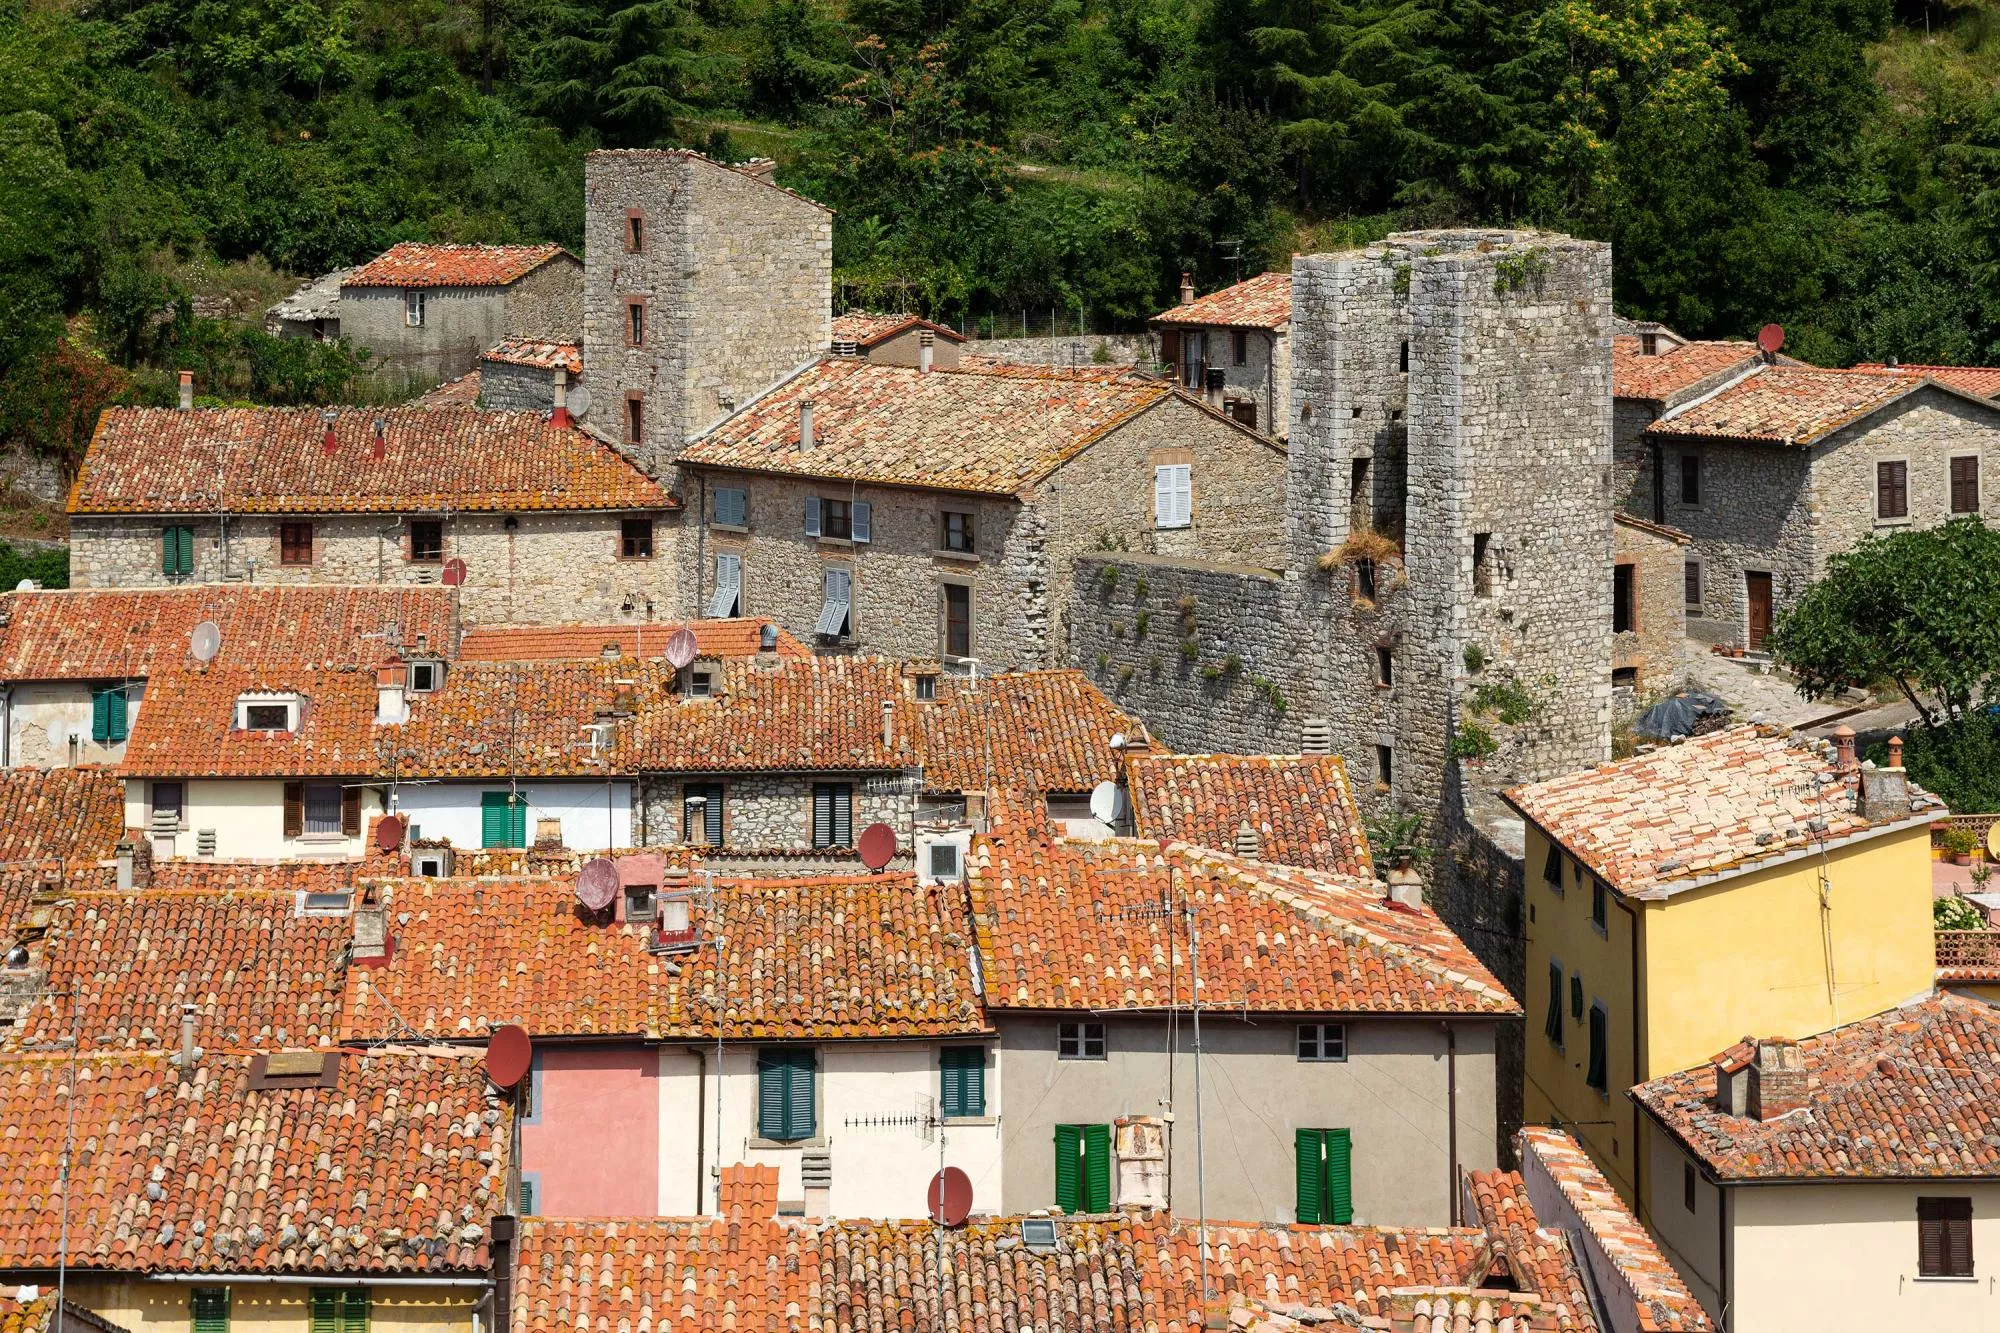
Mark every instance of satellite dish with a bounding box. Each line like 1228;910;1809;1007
376;814;405;853
1757;323;1785;354
190;620;222;663
486;1024;533;1090
13;579;34;592
566;385;592;420
576;857;619;912
927;1166;973;1227
664;626;699;669
1108;732;1127;751
857;822;897;870
441;558;468;587
1088;781;1128;826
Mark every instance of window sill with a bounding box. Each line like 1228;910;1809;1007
1591;922;1608;938
616;554;657;562
1912;1275;1979;1283
748;1136;828;1151
1156;522;1192;532
294;833;348;845
943;1115;997;1127
934;549;980;563
817;536;855;548
710;523;749;534
1873;519;1912;530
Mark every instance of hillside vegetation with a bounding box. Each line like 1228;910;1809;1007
6;0;2000;470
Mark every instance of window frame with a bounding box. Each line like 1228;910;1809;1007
408;518;445;563
1231;330;1248;366
1374;644;1393;687
1918;1196;1975;1279
151;780;186;829
683;781;725;846
624;208;646;254
404;290;425;327
279;521;314;567
1877;458;1910;521
162;525;196;578
1684;555;1703;610
1952;455;1982;515
1612;563;1636;635
821;497;853;541
90;682;130;745
1054;1123;1112;1213
625;297;647;347
755;1045;817;1143
1375;744;1393;792
1591;879;1608;934
1297;1023;1347;1062
625;393;645;446
810;781;853;848
712;486;748;529
1586;1001;1609;1093
1677;452;1701;506
1153;463;1193;530
1056;1020;1106;1060
301;781;344;837
940;508;976;554
709;552;742;618
309;1286;369;1333
942;581;973;660
190;1287;231;1333
939;1045;987;1120
236;695;299;732
1294;1127;1354;1225
481;790;529;849
619;517;655;560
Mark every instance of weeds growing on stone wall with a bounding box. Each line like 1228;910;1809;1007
1492;248;1550;297
1135;611;1151;637
1134;576;1149;598
1110;619;1124;638
1462;643;1486;674
1364;810;1430;866
1392;265;1411;296
1467;678;1539;725
1180;639;1199;661
1449;720;1499;761
1251;675;1288;713
1118;664;1135;684
1096;651;1110;670
1101;565;1120;589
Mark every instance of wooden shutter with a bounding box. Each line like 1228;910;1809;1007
339;1291;369;1333
311;1290;339;1333
787;1050;815;1139
942;1047;984;1118
283;782;305;839
91;686;110;743
508;794;528;848
1054;1124;1082;1211
109;686;128;742
1954;456;1982;513
852;501;871;543
341;786;362;837
705;787;724;846
812;785;833;847
191;1289;230;1333
1324;1128;1353;1223
482;791;510;848
1295;1129;1324;1224
1877;460;1908;519
832;784;852;845
1919;1198;1974;1277
1159;330;1180;368
1544;964;1563;1044
804;496;821;537
1082;1123;1112;1212
757;1049;788;1140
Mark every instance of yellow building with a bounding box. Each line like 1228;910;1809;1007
1502;723;1941;1210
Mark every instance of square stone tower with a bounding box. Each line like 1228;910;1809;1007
584;151;833;475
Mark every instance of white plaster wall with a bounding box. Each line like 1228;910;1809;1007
391;781;634;852
6;680;146;768
657;1040;1002;1219
135;778;379;860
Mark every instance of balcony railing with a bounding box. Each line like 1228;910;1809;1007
1937;929;2000;974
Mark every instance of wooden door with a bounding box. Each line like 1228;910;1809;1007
1746;572;1773;651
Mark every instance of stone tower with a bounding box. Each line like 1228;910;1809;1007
583;151;833;475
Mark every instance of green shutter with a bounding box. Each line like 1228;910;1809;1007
311;1290;338;1333
107;685;129;743
339;1290;369;1333
162;525;194;576
1054;1124;1082;1211
481;791;510;848
190;1288;230;1333
941;1047;984;1118
1324;1128;1353;1224
508;793;528;848
91;685;111;743
1082;1123;1112;1212
757;1048;814;1141
757;1049;787;1139
1295;1129;1324;1224
786;1049;816;1140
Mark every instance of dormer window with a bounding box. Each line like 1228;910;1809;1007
407;659;443;693
688;670;714;697
236;694;301;732
915;673;938;702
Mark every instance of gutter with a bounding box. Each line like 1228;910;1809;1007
145;1276;491;1287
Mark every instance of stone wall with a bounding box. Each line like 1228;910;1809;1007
502;255;585;342
1642;438;1810;647
479;360;559;411
68;509;683;628
636;773;911;849
340;285;507;386
1612;516;1688;702
964;333;1156;369
1810;388;2000;570
1164;326;1289;439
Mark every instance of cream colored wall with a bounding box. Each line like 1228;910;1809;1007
62;1278;483;1333
1643;1120;1726;1322
129;778;380;860
656;1040;1003;1219
6;680;145;767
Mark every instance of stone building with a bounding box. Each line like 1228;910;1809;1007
583;150;833;475
335;243;582;388
65;404;677;625
830;312;966;367
477;337;581;411
1612;513;1689;706
673;357;1288;668
1151;270;1292;437
265;266;349;341
1610;331;1761;517
1639;366;2000;648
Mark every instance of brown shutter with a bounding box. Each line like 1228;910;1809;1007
1918;1198;1973;1277
283;782;305;839
1158;330;1180;368
341;786;362;837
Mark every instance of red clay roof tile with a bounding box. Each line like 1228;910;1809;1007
457;620;807;662
1642;365;1991;445
1152;273;1293;330
343;242;572;288
1855;362;2000;398
1611;338;1759;404
830;313;966;347
0;768;126;864
479;338;582;373
1127;754;1373;878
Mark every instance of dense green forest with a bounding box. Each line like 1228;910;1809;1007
6;0;2000;470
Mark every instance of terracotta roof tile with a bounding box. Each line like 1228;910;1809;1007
830;313;966;347
1610;338;1759;404
0;1049;508;1273
1127;754;1373;877
1642;365;1985;445
1502;725;1941;899
1152;273;1293;330
69;407;674;514
915;670;1136;794
341;873;986;1041
1633;992;2000;1182
343;242;572;288
0;1295;127;1333
969;836;1517;1015
457;620;807;662
1855;362;2000;398
0;587;455;681
413;370;483;407
120;664;382;777
479;338;582;373
0;768;126;863
680;358;1170;495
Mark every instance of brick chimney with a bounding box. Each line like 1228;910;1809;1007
1179;273;1195;307
375;656;408;725
1830;725;1858;774
1746;1038;1806;1120
177;370;194;410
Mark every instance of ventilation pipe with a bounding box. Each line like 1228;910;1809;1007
177;371;194;410
551;368;572;427
371;417;387;461
918;330;935;374
1178;273;1195;307
798;400;814;452
881;698;894;750
178;1004;199;1082
116;838;136;890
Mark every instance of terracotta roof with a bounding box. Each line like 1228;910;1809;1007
1152;272;1293;330
457;620;807;662
1610;338;1759;404
1613;512;1691;545
1633;992;2000;1182
1127;754;1373;878
0;1048;507;1274
69;407;674;514
915;670;1136;794
0;768;126;864
969;836;1517;1015
479;338;582;373
1642;365;1997;445
1516;1128;1710;1330
1856;362;2000;399
343;242;572;288
0;586;455;681
0;1295;128;1333
341;873;985;1041
1502;725;1942;899
831;312;966;347
413;370;483;407
119;665;382;777
679;358;1171;496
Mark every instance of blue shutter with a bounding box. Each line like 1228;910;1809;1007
757;1049;788;1139
852;501;871;543
804;496;821;537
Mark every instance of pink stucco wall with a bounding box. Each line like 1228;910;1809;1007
520;1043;658;1214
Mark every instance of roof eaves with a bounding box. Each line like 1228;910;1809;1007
1021;384;1175;488
685;353;833;444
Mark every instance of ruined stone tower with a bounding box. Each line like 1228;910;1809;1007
583;151;833;475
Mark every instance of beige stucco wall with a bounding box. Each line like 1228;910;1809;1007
856;329;962;370
125;777;380;861
4;680;146;767
1643;1121;1726;1318
59;1277;483;1333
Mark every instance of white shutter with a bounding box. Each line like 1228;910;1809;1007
1173;466;1193;526
804;496;821;537
708;553;742;617
1156;465;1192;528
815;568;851;637
1154;466;1172;525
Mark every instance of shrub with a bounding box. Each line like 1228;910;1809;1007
1937;894;1984;930
1449;720;1498;761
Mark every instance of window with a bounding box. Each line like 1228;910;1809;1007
683;782;724;846
915;673;938;702
940;1046;986;1119
280;522;313;566
824;498;852;540
1586;1002;1608;1092
151;780;185;828
1374;645;1393;687
242;702;293;731
1570;974;1584;1021
815;568;852;639
481;790;529;849
1354;559;1376;601
282;781;356;840
756;1046;816;1141
1375;744;1393;790
162;525;195;577
190;1287;230;1333
1543;962;1564;1046
1918;1197;1974;1278
1298;1023;1346;1062
404;290;425;326
1054;1124;1112;1213
407;659;442;693
624;884;656;922
1683;1161;1697;1213
518;1178;537;1216
1541;844;1563;890
941;510;976;553
302;782;344;836
1398;340;1409;374
1294;1128;1354;1224
1612;564;1635;634
1684;558;1702;608
1057;1021;1105;1060
1678;453;1700;505
927;841;959;878
620;517;654;559
1472;533;1493;597
1953;456;1982;514
310;1288;369;1333
1154;464;1192;529
90;684;129;744
409;519;444;562
1591;879;1607;932
625;394;644;446
943;584;972;659
1232;330;1248;366
1230;401;1258;429
811;782;853;848
687;669;714;697
713;487;747;527
709;553;742;618
624;210;645;253
1878;459;1909;519
626;298;646;346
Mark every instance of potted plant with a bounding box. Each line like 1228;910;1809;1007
1943;826;1980;867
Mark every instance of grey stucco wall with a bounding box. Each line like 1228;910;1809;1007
341;285;509;385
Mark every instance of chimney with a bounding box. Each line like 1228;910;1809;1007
489;1213;517;1333
1179;273;1195;307
600;640;623;663
1204;366;1225;408
371;416;387;461
1859;762;1911;822
1233;820;1260;860
1745;1038;1806;1120
177;371;194;410
534;817;564;850
1889;734;1905;770
375;656;408;725
1383;862;1424;910
881;698;894;750
551;368;572;427
798;400;814;452
322;408;339;456
115;838;136;890
1114;1115;1169;1210
178;1004;199;1082
1830;725;1858;774
758;622;778;654
352;883;388;961
918;329;935;374
1300;718;1333;755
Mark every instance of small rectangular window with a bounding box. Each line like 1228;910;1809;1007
709;553;742;618
1473;533;1493;597
405;290;425;327
162;525;195;577
1586;1002;1608;1091
820;498;853;541
1055;1124;1112;1213
1684;558;1702;608
1543;962;1564;1046
1678;453;1700;505
1297;1023;1346;1061
624;884;656;922
1613;564;1635;634
626;298;646;347
1154;464;1193;529
1230;400;1258;429
1953;456;1982;514
481;790;529;849
1683;1161;1697;1213
683;782;724;846
407;660;442;693
625;394;644;446
688;670;713;697
243;703;292;731
927;841;959;878
625;210;645;253
280;521;313;566
151;780;185;828
302;782;343;836
1375;744;1393;790
1374;645;1393;687
811;782;853;848
1294;1128;1353;1225
1354;558;1376;602
1591;879;1608;931
620;517;654;559
1919;1197;1974;1278
940;1046;986;1118
756;1047;816;1141
1398;340;1409;374
941;510;976;553
1571;973;1584;1021
1878;459;1909;519
190;1287;231;1333
1542;844;1563;889
1232;330;1248;366
1057;1021;1105;1060
943;583;972;659
409;519;444;562
713;487;747;527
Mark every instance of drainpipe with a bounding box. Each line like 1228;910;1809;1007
0;686;10;768
1266;331;1278;437
488;1214;515;1333
1624;893;1647;1224
695;473;707;621
692;1045;706;1212
1444;1022;1459;1226
1651;443;1665;524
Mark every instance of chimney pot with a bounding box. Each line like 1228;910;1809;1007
115;838;136;890
551;368;572;428
371;417;386;460
375;656;409;725
178;1005;198;1082
1745;1038;1806;1120
1179;273;1195;307
1113;1115;1169;1210
882;698;894;750
177;371;194;410
798;400;814;452
1831;725;1858;774
1888;734;1904;770
1233;820;1260;860
759;622;778;653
